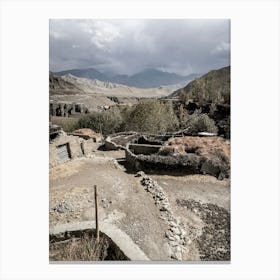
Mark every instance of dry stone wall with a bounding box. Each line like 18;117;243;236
125;145;229;179
136;171;191;260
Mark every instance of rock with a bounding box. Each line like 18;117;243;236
171;227;180;235
169;241;178;247
174;235;180;242
101;198;111;208
165;231;171;238
160;205;169;211
218;172;225;180
52;201;74;213
169;221;177;228
172;251;182;260
175;246;182;253
168;235;175;241
180;229;186;236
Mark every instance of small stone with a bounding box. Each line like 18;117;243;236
185;238;192;245
137;171;146;177
168;235;175;241
180;229;186;236
171;227;180;235
160;206;169;211
175;246;182;253
169;221;177;228
174;235;180;242
171;251;182;260
169;241;178;247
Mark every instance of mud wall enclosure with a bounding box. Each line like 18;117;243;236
125;142;230;179
103;132;230;178
49;132;99;168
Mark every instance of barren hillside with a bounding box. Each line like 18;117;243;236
60;74;174;98
49;72;85;95
171;66;230;104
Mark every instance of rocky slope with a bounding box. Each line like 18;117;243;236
171;66;230;104
49;72;85;95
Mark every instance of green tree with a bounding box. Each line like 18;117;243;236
125;99;179;134
185;113;218;134
78;107;123;136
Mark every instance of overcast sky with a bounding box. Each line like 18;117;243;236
49;19;230;76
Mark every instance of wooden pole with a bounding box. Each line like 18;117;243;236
94;185;99;244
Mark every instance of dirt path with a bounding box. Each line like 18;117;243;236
50;157;170;260
50;153;230;261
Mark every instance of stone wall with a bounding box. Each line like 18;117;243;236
49;101;89;117
136;172;191;260
49;132;98;168
125;146;229;178
128;144;162;155
104;138;124;150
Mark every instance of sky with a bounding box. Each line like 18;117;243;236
49;19;230;76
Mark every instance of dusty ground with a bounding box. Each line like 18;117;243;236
150;174;230;260
49;150;230;261
50;155;169;260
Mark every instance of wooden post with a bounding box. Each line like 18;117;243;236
94;185;99;244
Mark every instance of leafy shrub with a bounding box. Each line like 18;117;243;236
77;100;179;135
51;117;79;132
125;100;179;134
78;107;123;136
185;113;218;134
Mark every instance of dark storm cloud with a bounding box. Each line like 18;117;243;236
49;19;230;75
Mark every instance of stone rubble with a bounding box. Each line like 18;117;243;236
176;198;230;261
136;171;190;260
100;198;112;209
51;201;74;213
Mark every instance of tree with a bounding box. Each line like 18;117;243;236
125;99;179;134
185;113;218;134
78;107;123;136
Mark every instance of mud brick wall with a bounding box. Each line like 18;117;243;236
49;132;98;168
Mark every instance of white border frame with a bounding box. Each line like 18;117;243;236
1;1;279;279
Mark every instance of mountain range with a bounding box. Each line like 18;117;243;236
53;68;200;88
49;73;177;98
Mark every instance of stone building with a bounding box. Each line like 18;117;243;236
49;125;101;168
49;101;89;117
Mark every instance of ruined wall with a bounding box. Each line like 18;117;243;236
49;101;89;117
129;144;162;155
104;132;168;151
104;138;124;150
49;132;98;168
125;146;229;179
